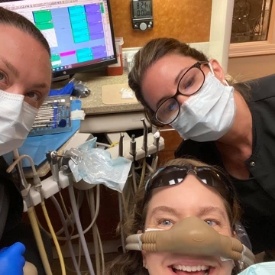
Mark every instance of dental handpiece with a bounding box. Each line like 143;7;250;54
153;131;160;153
130;134;138;192
141;118;148;157
130;134;136;162
119;133;124;157
46;151;59;183
152;131;160;171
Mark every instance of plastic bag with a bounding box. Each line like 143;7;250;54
69;138;132;192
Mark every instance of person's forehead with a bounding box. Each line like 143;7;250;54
0;24;52;91
0;23;24;35
147;54;198;73
0;23;49;60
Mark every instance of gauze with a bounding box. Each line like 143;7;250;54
0;89;38;156
170;73;236;142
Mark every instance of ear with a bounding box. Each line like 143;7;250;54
208;59;226;82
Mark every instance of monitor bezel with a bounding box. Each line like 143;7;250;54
0;0;118;81
51;0;117;81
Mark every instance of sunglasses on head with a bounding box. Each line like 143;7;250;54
144;164;234;207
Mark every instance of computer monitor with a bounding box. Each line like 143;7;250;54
1;0;117;81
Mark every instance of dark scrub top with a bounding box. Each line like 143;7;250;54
0;156;23;234
0;156;52;274
175;74;275;254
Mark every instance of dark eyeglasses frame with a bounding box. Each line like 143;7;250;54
154;61;209;125
144;164;234;208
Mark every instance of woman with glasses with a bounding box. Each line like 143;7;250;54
106;158;254;275
128;37;275;258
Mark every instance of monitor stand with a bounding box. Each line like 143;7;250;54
52;74;73;83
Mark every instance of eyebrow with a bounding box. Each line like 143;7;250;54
1;57;50;90
150;206;180;217
2;57;19;78
31;82;50;89
149;205;227;220
197;206;227;220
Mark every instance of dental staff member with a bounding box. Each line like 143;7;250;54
106;158;248;275
0;6;52;274
128;37;275;259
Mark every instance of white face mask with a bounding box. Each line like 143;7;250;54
0;89;38;155
170;73;236;142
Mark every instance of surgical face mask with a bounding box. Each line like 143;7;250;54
0;89;38;156
170;73;236;142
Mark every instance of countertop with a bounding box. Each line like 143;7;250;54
72;70;144;115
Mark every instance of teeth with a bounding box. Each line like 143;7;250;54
172;264;208;272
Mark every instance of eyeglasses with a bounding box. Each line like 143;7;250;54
144;164;234;208
154;61;209;125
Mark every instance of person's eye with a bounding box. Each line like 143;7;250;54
26;91;40;101
179;76;195;93
160;99;178;113
0;71;7;85
205;219;219;227
24;91;45;108
157;218;174;228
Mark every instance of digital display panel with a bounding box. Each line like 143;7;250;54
0;0;117;80
132;0;152;18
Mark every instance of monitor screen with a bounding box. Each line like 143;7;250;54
1;0;117;81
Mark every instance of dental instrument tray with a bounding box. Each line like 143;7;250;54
28;95;72;136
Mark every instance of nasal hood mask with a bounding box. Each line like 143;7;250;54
126;216;255;268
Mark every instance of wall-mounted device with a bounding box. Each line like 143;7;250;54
131;0;153;31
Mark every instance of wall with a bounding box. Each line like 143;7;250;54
109;0;274;82
109;0;212;47
228;55;275;82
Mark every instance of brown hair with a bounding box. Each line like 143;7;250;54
0;7;50;55
105;157;241;275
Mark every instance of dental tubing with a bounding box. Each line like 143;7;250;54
8;152;53;275
27;206;53;275
126;216;255;266
40;200;66;275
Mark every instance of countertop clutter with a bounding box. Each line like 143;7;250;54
50;69;148;134
72;70;143;115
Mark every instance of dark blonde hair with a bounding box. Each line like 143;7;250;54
105;158;241;275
